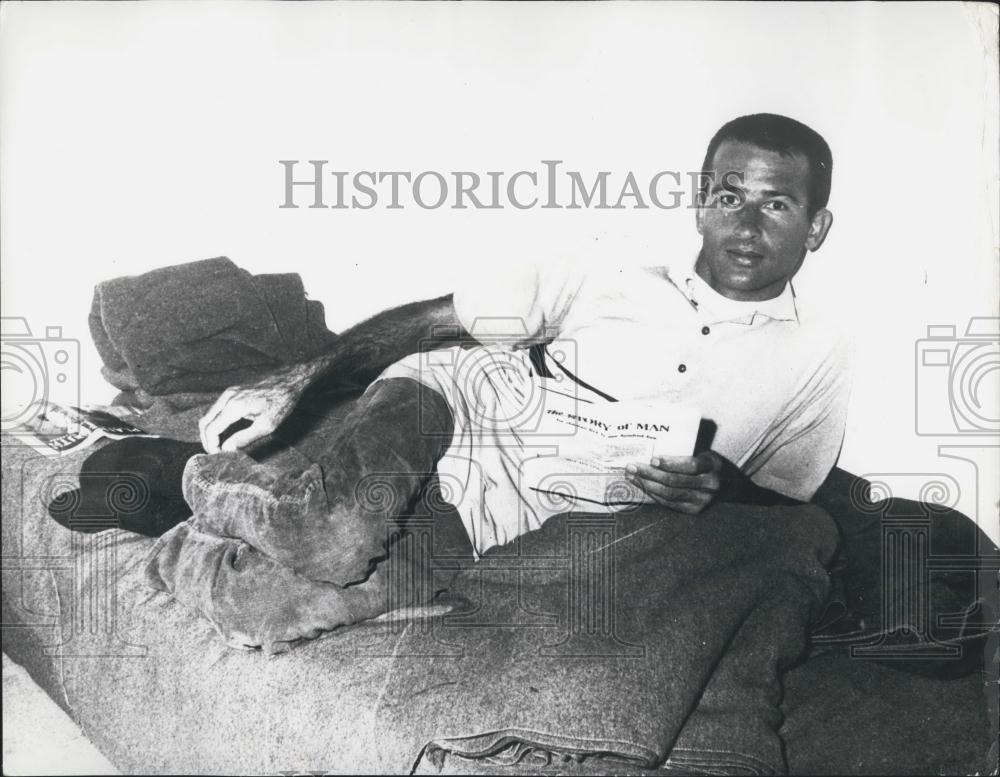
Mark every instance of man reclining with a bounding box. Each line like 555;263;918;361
191;112;850;586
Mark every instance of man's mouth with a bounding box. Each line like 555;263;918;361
725;248;764;265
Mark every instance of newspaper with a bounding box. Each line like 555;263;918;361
522;389;702;507
14;401;156;457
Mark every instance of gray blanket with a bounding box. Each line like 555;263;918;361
371;504;839;775
89;256;338;406
145;457;840;773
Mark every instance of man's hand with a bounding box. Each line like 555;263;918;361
625;451;725;515
199;366;312;453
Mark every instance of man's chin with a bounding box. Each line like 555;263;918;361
697;252;778;299
715;265;762;291
703;264;778;300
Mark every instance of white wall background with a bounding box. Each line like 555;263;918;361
2;1;998;541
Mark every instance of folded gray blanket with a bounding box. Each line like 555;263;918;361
146;484;838;773
89;256;337;403
372;503;840;775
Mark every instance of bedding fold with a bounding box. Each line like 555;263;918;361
371;502;840;775
89;256;338;404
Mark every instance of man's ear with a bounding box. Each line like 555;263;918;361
805;208;833;251
695;204;705;236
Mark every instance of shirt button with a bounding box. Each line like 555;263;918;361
678;364;687;373
701;326;711;335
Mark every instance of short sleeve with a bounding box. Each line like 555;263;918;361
452;257;584;347
744;330;854;501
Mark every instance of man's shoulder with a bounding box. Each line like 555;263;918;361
575;262;676;291
541;260;671;300
495;258;671;287
791;310;854;369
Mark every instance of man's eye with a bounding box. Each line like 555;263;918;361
717;193;741;208
763;201;788;211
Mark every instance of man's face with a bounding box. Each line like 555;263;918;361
695;140;832;302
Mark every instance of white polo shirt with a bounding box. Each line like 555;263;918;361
377;257;853;555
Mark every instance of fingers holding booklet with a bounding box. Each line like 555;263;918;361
625;452;725;515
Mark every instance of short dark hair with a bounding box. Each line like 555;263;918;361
702;113;833;215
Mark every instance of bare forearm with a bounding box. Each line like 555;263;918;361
296;294;470;391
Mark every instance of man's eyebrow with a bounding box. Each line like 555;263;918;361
708;183;801;204
709;182;745;192
761;189;800;203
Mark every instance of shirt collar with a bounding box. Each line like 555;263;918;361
661;259;799;326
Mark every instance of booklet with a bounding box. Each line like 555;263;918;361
12;401;156;457
522;388;702;507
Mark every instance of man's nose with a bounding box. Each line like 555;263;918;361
732;206;762;239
